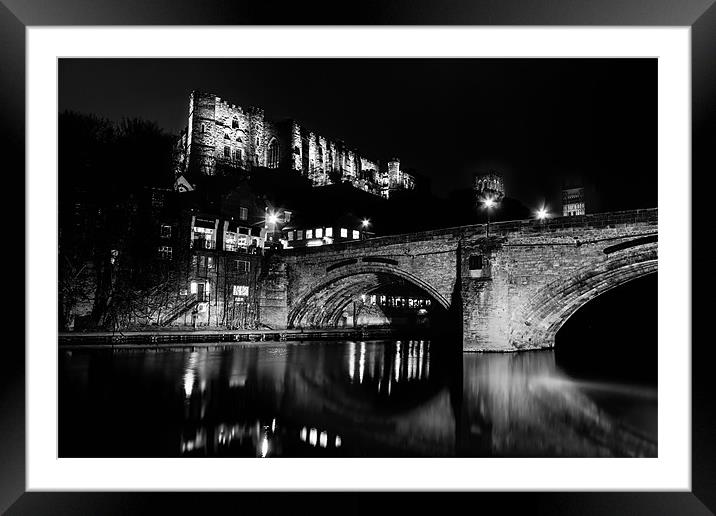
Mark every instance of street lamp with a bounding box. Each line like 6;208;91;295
266;212;280;248
361;218;371;239
536;207;549;221
483;197;496;237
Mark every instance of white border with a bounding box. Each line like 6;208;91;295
27;27;691;491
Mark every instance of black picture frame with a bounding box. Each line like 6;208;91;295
3;1;713;514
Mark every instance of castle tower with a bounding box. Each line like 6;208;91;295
187;90;218;178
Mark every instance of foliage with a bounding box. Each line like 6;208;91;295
58;111;180;330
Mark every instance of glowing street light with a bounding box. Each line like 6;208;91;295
483;197;497;237
536;207;549;221
267;213;278;225
360;218;372;240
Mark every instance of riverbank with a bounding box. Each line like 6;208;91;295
58;327;433;350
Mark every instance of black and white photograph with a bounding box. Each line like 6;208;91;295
57;57;659;459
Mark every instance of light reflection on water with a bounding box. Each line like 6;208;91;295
59;340;656;458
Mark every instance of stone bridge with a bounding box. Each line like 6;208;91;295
258;208;657;351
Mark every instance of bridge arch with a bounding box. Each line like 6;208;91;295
287;262;451;329
512;245;657;348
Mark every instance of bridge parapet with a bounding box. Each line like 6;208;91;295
281;208;658;258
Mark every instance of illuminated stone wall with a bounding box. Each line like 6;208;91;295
176;90;413;198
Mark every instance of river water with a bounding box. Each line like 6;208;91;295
59;339;657;457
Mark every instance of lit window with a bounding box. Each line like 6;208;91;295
192;226;215;249
232;285;249;297
284;211;292;222
325;227;333;237
316;228;323;238
160;225;172;238
352;230;359;240
158;246;172;260
207;256;214;269
297;230;304;240
306;229;313;239
225;231;238;251
340;228;348;238
287;231;294;241
239;207;248;220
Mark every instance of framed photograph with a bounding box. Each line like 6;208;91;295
4;0;712;513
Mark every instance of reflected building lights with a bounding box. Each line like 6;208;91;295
359;342;366;384
183;370;195;398
183;351;199;399
260;436;269;457
348;341;356;382
300;426;342;450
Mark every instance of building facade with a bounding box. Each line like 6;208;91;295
173;90;416;198
562;187;586;216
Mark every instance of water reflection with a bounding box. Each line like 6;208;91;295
59;340;656;458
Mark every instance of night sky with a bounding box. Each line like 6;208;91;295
59;58;657;212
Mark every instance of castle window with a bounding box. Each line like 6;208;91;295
236;136;243;143
201;124;206;133
234;148;242;162
315;228;323;238
340;228;348;238
306;229;313;239
352;230;360;240
224;132;230;140
239;207;248;220
224;146;230;158
287;231;294;242
325;227;333;237
232;118;239;129
297;230;304;240
268;139;280;168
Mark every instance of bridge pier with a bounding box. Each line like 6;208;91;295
460;238;517;352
